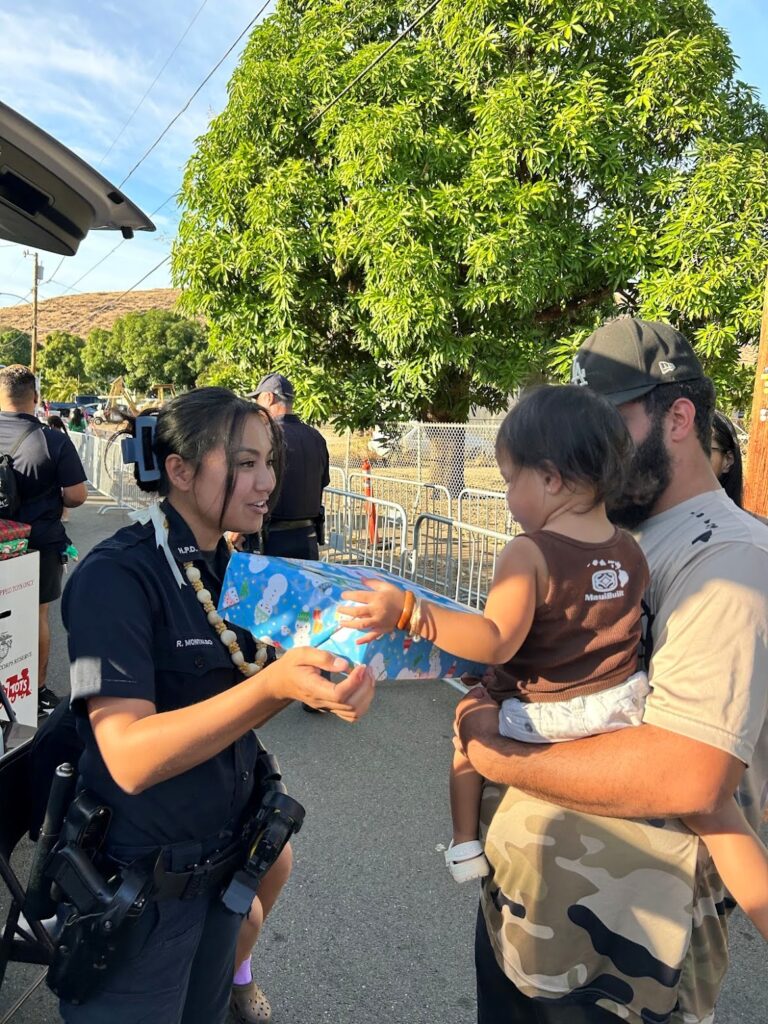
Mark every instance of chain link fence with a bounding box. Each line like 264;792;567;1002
320;420;508;532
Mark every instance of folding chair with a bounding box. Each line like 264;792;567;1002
0;737;56;1022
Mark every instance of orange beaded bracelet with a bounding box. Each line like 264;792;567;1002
397;589;416;631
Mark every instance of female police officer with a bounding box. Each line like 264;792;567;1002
58;387;374;1023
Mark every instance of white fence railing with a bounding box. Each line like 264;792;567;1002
347;471;452;523
72;433;152;514
75;434;513;611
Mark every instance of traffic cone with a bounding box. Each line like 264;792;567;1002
361;457;377;544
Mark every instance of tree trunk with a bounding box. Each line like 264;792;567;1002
423;372;472;499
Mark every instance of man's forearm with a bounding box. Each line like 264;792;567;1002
459;700;742;818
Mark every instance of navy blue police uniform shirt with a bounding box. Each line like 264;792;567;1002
0;412;87;549
62;500;259;851
271;414;330;521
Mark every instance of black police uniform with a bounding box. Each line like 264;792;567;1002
59;500;261;1024
264;413;330;560
0;412;87;602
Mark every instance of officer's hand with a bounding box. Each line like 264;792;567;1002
332;666;376;721
263;649;372;720
339;579;407;643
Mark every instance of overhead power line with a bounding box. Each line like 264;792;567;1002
49;4;271;303
52;192;179;299
302;0;443;132
65;254;171;335
65;0;444;336
40;3;213;293
118;0;273;189
100;0;212;167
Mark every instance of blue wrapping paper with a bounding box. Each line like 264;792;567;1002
217;554;486;682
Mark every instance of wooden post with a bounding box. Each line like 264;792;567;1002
743;273;768;516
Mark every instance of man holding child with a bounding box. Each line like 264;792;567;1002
457;319;768;1024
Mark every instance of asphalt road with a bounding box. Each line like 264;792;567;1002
0;497;764;1023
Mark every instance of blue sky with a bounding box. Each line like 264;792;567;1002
1;0;766;318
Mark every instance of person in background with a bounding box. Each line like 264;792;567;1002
69;407;87;434
0;366;87;715
711;409;743;507
248;373;330;562
46;414;68;433
47;416;70;521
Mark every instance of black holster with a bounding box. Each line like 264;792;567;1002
220;742;305;916
315;505;326;547
47;856;156;1005
43;790;156;1005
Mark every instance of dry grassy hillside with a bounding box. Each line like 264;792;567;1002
0;288;181;338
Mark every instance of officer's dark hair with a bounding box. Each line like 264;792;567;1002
0;364;36;403
120;387;284;521
712;409;743;507
495;384;633;508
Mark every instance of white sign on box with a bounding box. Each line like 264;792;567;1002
0;551;40;729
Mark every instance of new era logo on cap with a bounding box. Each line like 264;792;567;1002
572;318;704;406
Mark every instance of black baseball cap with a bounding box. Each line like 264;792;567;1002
571;318;705;405
246;372;295;401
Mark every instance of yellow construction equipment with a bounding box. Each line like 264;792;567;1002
92;377;140;424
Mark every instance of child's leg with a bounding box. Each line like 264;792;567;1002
684;801;768;941
445;747;489;882
450;747;485;846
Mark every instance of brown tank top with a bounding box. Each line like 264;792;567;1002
487;528;649;704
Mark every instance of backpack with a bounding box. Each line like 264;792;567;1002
0;422;41;519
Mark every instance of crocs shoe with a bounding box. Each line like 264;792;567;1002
230;981;272;1024
445;840;490;883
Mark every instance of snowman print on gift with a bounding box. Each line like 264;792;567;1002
254;574;288;625
294;609;313;647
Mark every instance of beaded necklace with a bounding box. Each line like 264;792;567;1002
160;517;267;678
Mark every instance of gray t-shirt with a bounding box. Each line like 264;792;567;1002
479;487;768;1024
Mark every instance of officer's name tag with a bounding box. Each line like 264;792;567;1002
176;638;215;648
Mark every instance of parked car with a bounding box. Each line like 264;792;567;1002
79;403;100;420
45;401;77;418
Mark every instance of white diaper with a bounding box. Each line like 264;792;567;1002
498;671;650;744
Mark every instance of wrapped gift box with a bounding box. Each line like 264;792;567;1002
218;554;486;682
0;520;31;561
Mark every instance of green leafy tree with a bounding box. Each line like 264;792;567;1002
174;0;768;426
0;330;32;367
38;331;85;392
82;327;126;390
111;310;208;393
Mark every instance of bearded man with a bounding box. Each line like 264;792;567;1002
456;319;768;1024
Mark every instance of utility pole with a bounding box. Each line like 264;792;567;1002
23;250;43;374
30;252;40;374
743;272;768;517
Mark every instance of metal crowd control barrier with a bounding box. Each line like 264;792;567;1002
409;513;508;608
322;488;408;575
328;465;347;491
347;471;452;523
72;433;149;514
456;487;518;536
73;436;506;613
